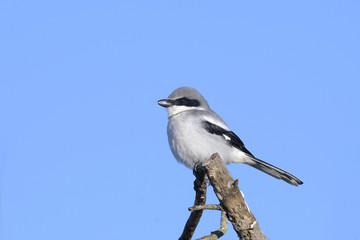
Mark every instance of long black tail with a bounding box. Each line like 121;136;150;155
247;156;303;186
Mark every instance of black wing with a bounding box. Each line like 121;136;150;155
203;121;303;186
202;120;254;157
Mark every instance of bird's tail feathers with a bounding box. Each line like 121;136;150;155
246;156;303;186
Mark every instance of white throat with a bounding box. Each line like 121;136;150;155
167;105;205;118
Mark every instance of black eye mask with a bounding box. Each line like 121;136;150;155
173;97;200;107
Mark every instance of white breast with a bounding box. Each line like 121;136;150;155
167;111;240;169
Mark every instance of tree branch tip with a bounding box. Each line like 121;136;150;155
233;179;239;187
200;153;221;168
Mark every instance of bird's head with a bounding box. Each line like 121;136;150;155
157;87;210;117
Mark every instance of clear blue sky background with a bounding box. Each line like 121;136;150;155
1;1;359;239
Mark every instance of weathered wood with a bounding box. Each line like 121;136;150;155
201;153;268;240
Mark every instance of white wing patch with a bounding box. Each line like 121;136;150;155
223;134;231;141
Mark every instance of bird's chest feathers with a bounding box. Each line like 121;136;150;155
168;118;199;148
167;115;208;163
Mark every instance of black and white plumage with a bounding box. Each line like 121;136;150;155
157;87;303;186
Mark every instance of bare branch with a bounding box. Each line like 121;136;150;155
201;153;268;240
189;204;221;211
179;167;207;240
197;211;228;240
179;153;268;240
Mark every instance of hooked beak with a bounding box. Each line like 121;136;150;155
157;99;173;107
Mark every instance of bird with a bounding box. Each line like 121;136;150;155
157;87;303;186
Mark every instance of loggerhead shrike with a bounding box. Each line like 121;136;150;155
157;87;303;186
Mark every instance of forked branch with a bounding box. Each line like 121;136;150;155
179;153;268;240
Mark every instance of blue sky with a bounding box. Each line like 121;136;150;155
1;1;360;239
